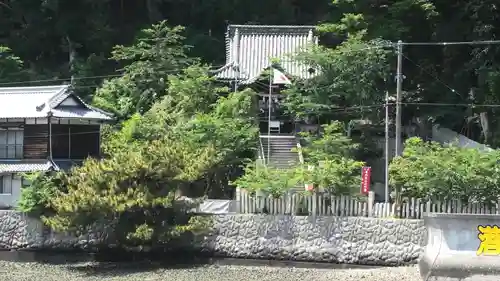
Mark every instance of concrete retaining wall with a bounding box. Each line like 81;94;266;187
0;211;426;266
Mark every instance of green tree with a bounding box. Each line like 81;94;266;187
234;121;364;196
232;162;299;198
44;135;216;247
93;21;196;119
100;64;259;198
0;0;118;88
298;121;360;162
296;122;364;194
17;171;66;217
43;64;258;248
320;0;500;146
283;33;392;124
390;137;500;204
0;46;27;83
293;159;363;195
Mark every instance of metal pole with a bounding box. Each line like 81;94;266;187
384;90;390;203
267;68;272;165
234;28;240;92
68;126;71;158
395;40;403;156
48;113;53;159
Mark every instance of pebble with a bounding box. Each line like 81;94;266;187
0;261;421;281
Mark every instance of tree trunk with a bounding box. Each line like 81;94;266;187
479;112;490;144
145;0;162;23
66;35;76;84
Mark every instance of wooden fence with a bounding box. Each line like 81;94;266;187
235;188;500;219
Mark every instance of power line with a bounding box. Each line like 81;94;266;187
9;102;495;139
335;44;392;53
0;64;226;87
401;102;500;108
330;104;384;112
294;104;384;115
400;40;500;46
402;54;462;97
0;43;390;90
3;39;499;88
0;74;123;86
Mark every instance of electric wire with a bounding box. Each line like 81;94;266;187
400;40;500;46
0;64;226;87
402;54;462;97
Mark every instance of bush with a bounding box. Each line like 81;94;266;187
232;162;298;197
294;159;364;195
233;122;365;197
43;136;218;248
17;171;64;217
234;159;363;197
390;137;500;204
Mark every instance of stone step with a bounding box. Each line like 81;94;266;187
259;135;299;167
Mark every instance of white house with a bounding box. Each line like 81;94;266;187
0;84;112;208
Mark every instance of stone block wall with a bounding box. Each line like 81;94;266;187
203;215;426;266
0;211;109;250
0;211;426;266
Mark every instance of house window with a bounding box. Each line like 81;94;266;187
22;177;31;188
0;128;23;159
0;175;13;194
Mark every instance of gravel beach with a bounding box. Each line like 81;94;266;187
0;261;421;281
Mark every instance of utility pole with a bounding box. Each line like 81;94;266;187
267;69;272;165
384;89;390;203
395;40;403;156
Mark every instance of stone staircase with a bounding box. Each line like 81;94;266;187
259;135;300;168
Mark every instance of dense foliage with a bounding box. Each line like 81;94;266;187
93;22;196;119
283;34;392;124
1;1;500;141
389;137;500;204
7;0;500;244
41;64;257;247
17;171;65;217
45;135;216;246
16;22;258;247
233;122;364;197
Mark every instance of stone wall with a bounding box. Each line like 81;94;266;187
0;211;426;266
0;211;109;250
202;215;426;266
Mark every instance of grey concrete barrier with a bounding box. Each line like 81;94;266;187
419;213;500;281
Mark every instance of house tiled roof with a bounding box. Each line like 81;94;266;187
0;85;112;120
0;160;58;173
215;25;318;84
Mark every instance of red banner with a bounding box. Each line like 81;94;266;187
361;166;371;194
